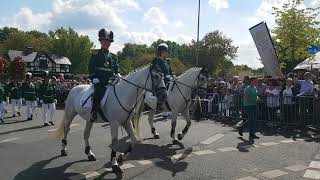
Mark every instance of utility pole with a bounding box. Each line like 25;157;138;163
196;0;200;66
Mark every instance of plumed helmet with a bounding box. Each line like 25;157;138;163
157;43;169;52
98;29;114;42
25;72;32;79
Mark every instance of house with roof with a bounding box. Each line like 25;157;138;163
8;47;72;76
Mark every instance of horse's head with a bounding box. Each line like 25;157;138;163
147;65;167;101
197;67;209;89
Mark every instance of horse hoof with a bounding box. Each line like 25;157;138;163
117;153;126;164
177;133;183;140
154;134;160;139
112;165;122;173
61;150;68;156
172;139;179;144
88;155;96;161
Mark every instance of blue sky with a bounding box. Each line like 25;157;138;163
0;0;319;68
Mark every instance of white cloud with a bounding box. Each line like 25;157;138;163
233;41;263;68
208;0;229;13
175;21;184;28
143;7;168;25
2;7;52;31
310;0;320;7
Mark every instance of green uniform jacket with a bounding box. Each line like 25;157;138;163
4;83;10;97
39;83;56;104
8;83;22;99
88;49;119;85
22;82;37;101
152;57;173;76
0;84;5;102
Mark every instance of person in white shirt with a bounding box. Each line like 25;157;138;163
282;78;297;125
264;79;281;123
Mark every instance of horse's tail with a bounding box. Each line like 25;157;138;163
133;95;145;141
49;113;65;139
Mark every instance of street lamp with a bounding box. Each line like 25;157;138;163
196;0;200;66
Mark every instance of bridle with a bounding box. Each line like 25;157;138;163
111;66;164;125
170;71;208;111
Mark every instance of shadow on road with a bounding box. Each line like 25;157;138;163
13;155;88;180
0;125;44;136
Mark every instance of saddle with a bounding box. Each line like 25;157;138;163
80;85;110;108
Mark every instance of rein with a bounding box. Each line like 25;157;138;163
170;71;205;111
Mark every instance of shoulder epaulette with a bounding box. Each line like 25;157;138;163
91;49;99;55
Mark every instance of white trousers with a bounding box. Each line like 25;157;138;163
11;99;22;116
42;103;55;123
4;97;9;110
0;101;4;119
26;100;37;118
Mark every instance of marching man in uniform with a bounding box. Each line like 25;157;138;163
9;79;22;117
22;72;37;120
39;71;57;126
88;28;119;121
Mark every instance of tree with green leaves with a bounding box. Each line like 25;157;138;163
273;0;320;72
49;27;94;74
186;31;238;72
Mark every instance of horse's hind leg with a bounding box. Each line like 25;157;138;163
61;111;76;156
178;109;191;140
148;110;159;138
84;120;96;161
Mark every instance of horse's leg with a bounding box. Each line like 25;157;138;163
170;112;179;142
84;120;96;161
110;121;122;173
118;120;139;163
148;109;159;138
178;109;191;140
61;111;76;156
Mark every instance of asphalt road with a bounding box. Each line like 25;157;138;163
1;107;320;180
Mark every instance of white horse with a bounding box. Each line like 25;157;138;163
136;67;208;142
51;64;166;173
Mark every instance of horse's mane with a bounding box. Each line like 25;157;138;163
124;64;151;78
178;67;202;78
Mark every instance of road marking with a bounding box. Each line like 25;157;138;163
85;171;100;178
304;169;320;179
279;139;296;144
284;164;308;172
309;161;320;169
120;163;135;170
48;123;80;131
192;150;216;155
217;147;237;152
200;134;224;145
260;169;288;178
260;142;279;146
171;153;192;160
0;137;20;143
137;160;154;165
236;177;259;180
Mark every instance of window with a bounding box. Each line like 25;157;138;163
38;55;48;70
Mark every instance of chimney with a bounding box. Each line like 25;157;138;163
23;47;33;56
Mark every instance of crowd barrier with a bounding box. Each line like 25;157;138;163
196;93;320;129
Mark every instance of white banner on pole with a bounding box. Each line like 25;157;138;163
249;22;283;78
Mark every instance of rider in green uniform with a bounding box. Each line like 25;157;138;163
88;29;119;121
152;43;174;111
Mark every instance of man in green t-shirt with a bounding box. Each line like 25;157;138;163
238;76;260;140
